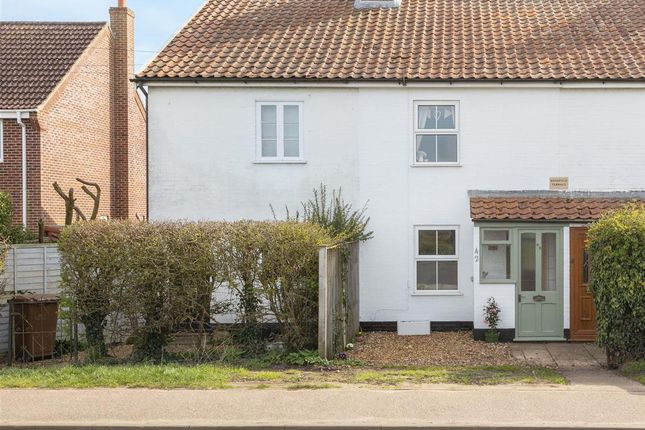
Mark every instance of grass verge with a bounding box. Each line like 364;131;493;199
354;365;567;385
0;364;566;389
623;361;645;384
0;365;283;389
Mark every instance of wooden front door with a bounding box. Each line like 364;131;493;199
570;227;597;341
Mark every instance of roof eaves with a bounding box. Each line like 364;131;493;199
133;76;645;84
0;21;106;25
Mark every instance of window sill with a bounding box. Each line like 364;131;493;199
479;280;516;285
254;159;307;165
411;163;462;168
412;291;463;296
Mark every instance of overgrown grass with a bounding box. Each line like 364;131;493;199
0;365;283;389
623;361;645;384
354;365;567;386
0;364;566;389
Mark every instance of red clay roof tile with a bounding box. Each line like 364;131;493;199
138;0;645;81
470;197;643;221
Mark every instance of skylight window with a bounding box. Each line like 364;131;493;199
354;0;401;9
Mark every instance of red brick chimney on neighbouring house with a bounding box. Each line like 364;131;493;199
109;0;135;219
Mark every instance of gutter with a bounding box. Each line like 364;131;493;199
16;112;28;227
133;76;645;86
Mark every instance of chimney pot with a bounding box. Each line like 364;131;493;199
118;0;126;7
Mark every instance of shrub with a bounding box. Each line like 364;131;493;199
0;192;11;229
483;297;501;331
0;192;33;244
258;222;330;350
587;204;645;366
59;221;131;359
59;220;332;361
217;221;267;351
273;184;373;242
126;222;219;361
218;221;331;352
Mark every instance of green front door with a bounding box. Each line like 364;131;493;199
517;229;564;339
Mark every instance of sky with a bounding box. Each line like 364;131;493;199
0;0;205;71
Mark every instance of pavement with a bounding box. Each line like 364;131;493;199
510;342;607;369
0;368;643;429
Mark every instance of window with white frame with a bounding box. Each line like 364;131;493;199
0;119;4;162
480;228;513;282
414;102;459;164
415;226;459;291
256;102;303;161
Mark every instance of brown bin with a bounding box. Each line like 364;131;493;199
10;294;59;361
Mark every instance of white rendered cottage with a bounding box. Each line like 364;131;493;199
137;0;645;341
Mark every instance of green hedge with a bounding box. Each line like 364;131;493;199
587;204;645;365
0;191;34;244
58;220;332;361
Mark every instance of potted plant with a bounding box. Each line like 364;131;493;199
483;297;501;343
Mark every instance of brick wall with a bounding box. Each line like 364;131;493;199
128;95;147;220
38;27;113;226
0;118;41;229
110;6;140;220
0;5;147;231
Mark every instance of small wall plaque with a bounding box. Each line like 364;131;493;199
549;177;569;191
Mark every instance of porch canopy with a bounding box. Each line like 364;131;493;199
469;191;645;222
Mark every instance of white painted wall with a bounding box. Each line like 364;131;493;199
148;84;645;326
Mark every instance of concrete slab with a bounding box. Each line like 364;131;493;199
546;343;603;369
516;344;557;367
512;343;606;369
509;344;527;361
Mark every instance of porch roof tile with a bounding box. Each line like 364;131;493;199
470;193;644;222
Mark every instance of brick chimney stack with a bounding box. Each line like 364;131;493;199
109;0;135;219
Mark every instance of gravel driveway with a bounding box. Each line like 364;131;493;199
348;331;521;367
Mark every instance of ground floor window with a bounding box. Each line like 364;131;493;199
415;226;458;291
480;228;512;282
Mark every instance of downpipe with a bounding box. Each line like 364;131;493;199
16;112;27;227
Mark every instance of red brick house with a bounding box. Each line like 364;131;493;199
0;1;146;231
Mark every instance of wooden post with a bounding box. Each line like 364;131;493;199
330;248;341;355
319;243;360;360
318;247;329;359
347;241;360;340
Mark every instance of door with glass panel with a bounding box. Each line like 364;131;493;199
517;230;563;339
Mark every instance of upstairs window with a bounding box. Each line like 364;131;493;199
414;102;459;165
256;102;303;162
415;226;459;291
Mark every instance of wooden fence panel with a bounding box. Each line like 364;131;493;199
318;242;359;360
